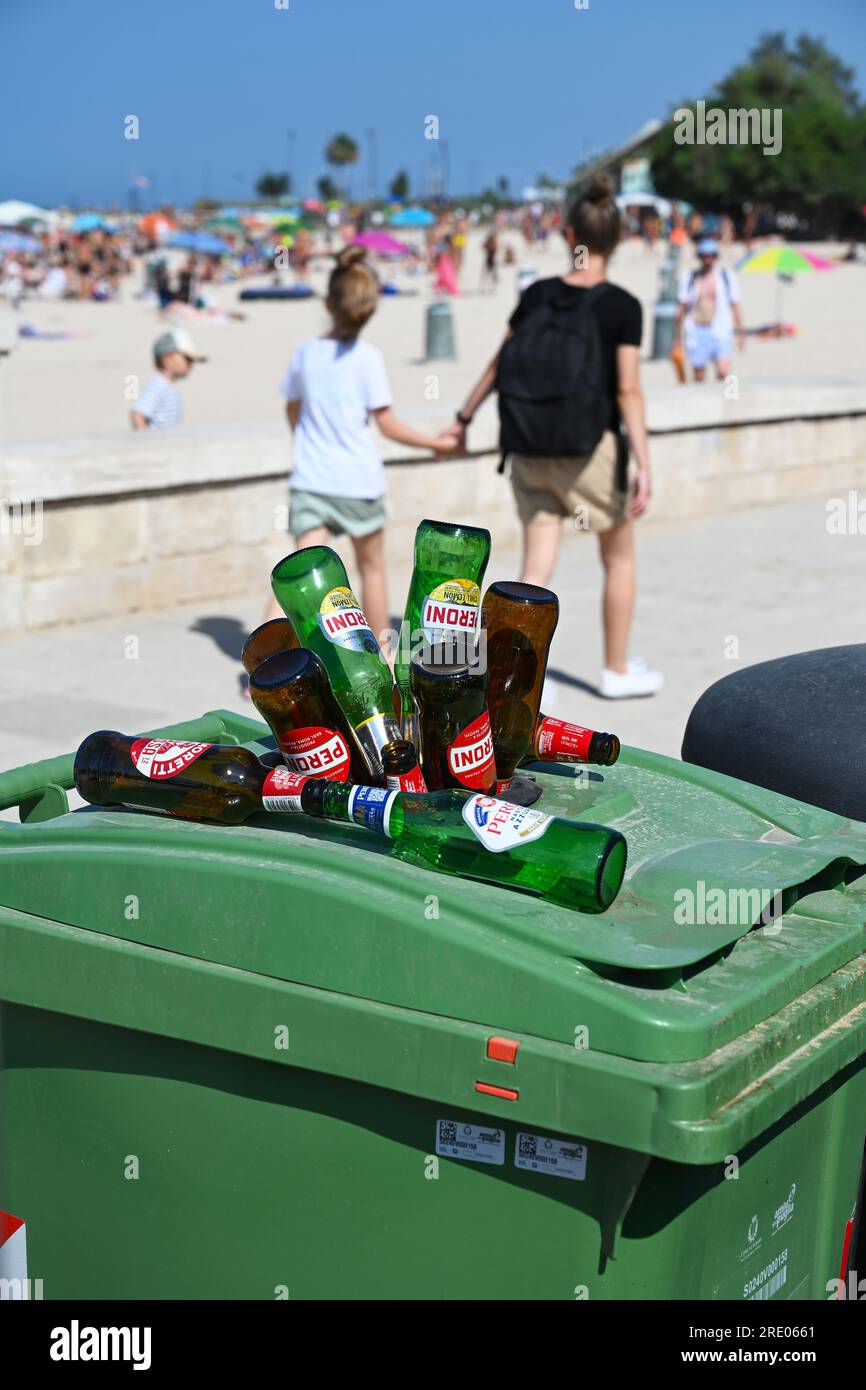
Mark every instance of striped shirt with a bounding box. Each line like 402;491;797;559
136;373;182;428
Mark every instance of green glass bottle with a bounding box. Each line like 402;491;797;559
271;546;400;778
395;519;491;737
297;779;627;915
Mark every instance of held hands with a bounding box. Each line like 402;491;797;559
432;422;467;459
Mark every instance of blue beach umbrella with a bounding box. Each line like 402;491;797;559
389;207;436;228
166;230;233;256
71;212;113;233
0;230;41;253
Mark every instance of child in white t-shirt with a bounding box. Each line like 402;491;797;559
268;245;457;644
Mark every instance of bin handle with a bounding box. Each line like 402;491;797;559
0;708;269;824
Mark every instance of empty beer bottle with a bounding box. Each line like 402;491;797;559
241;618;300;676
382;738;427;793
73;730;311;825
249;648;373;784
528;716;621;767
483;581;559;790
271;546;400;777
294;779;627;914
411;643;496;794
395;519;490;738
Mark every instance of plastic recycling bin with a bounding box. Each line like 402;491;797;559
1;708;865;1300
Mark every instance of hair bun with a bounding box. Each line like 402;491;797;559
586;173;614;205
335;244;367;271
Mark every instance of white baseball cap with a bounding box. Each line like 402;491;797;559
153;327;207;362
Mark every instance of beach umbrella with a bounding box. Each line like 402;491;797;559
736;244;836;328
139;211;175;240
0;230;41;253
352;230;411;256
0;199;51;227
389;207;435;228
736;246;837;274
71;212;113;233
166;229;233;256
302;198;325;213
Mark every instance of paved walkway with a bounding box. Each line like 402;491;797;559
0;495;859;799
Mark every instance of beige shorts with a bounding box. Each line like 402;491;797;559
510;430;632;532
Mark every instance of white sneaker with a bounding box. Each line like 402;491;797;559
599;657;663;699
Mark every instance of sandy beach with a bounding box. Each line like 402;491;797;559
2;230;860;446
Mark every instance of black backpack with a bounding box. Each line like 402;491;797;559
496;282;612;458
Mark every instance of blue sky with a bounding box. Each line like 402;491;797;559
2;0;864;208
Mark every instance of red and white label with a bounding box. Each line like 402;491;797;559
130;739;212;779
0;1211;28;1297
279;725;351;781
447;711;496;791
262;767;309;813
385;763;428;793
533;716;593;764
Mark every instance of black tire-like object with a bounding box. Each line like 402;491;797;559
681;645;866;821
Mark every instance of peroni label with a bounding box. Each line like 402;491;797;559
447;710;496;791
318;586;377;652
461;794;553;854
421;579;481;644
279;725;351;781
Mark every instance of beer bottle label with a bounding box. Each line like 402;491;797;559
534;716;593;763
262;767;309;813
421;579;481;645
385;765;428;793
130;738;213;779
447;711;496;791
278;725;352;781
461;794;553;854
318;586;378;652
348;785;398;837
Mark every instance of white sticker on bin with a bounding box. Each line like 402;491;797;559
515;1133;587;1180
436;1119;505;1166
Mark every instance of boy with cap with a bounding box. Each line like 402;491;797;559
130;328;207;429
675;239;745;382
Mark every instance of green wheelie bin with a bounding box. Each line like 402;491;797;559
1;707;865;1300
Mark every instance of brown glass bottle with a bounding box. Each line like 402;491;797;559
528;716;621;767
73;730;306;824
410;644;496;793
483;581;560;787
241;618;300;676
382;739;428;793
249;648;373;784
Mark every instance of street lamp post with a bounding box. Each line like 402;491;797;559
287;129;296;198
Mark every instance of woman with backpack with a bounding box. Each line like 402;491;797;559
450;175;662;699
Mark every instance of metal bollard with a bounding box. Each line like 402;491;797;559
425;301;456;361
651;250;680;361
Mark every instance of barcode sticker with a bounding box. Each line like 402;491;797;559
749;1266;788;1300
515;1132;587;1180
435;1120;504;1166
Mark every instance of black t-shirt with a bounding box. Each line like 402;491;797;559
508;277;642;431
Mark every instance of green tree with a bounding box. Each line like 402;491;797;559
325;133;360;197
256;172;289;199
317;174;338;202
649;32;866;234
390;169;410;200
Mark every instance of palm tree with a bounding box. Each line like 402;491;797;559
325;133;360;198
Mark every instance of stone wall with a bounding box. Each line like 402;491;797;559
1;378;864;635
